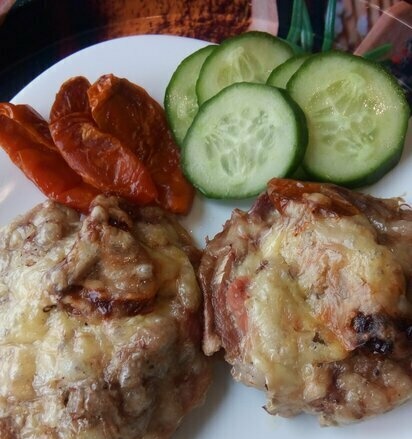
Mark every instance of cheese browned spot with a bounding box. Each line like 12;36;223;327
200;178;412;425
0;195;210;438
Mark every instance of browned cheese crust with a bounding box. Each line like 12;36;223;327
200;178;412;425
0;195;210;438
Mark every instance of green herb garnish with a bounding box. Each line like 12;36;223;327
363;43;393;61
321;0;337;51
284;0;391;61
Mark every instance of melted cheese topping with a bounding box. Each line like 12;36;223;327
229;202;404;411
0;197;209;438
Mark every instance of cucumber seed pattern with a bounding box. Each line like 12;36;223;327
217;47;267;87
308;73;378;159
204;109;276;184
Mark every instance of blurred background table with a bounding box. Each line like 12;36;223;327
0;0;410;102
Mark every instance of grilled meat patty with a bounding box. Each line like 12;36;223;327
200;178;412;425
0;195;210;438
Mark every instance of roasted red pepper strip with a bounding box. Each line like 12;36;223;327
50;76;92;123
0;105;100;213
50;112;158;205
87;74;195;215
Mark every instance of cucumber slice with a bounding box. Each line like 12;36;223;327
182;82;308;199
266;54;310;89
164;45;215;146
287;51;410;187
196;31;294;105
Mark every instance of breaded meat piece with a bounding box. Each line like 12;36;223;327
200;178;412;425
0;195;210;438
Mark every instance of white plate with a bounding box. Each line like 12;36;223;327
1;34;412;439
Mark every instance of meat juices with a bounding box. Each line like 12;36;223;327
0;196;210;438
200;178;412;425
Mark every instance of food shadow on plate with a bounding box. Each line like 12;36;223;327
400;119;412;163
180;193;256;248
276;398;412;439
368;119;412;200
396;119;412;165
173;354;232;438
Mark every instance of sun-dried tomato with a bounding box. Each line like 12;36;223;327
0;103;56;150
50;112;158;205
88;74;195;214
0;104;100;213
267;178;360;217
50;76;91;123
